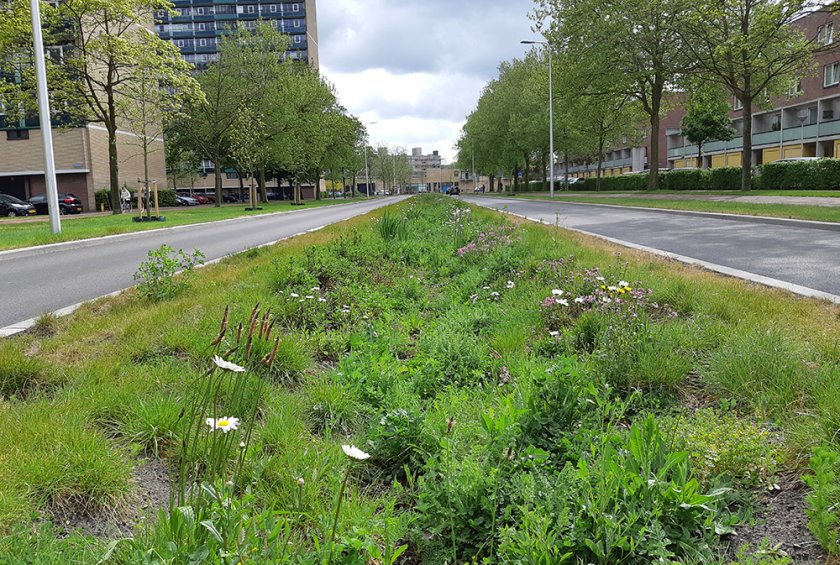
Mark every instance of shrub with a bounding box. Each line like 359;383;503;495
708;166;742;190
577;173;651;191
804;447;840;555
133;244;205;300
757;158;840;190
661;168;710;190
365;408;428;479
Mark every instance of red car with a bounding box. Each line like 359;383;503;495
191;194;210;204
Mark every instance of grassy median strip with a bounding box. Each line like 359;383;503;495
0;196;371;252
488;192;840;223
0;195;837;563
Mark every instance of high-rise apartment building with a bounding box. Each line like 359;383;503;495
154;0;319;69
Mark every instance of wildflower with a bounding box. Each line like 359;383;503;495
602;297;612;303
595;276;605;282
213;355;246;373
549;330;560;337
608;285;618;292
239;441;246;449
206;416;240;433
619;280;629;287
318;298;327;302
290;293;300;298
551;289;564;296
341;444;371;461
558;299;569;306
574;297;585;304
490;291;500;297
298;477;305;486
311;286;321;291
506;280;515;289
305;295;315;299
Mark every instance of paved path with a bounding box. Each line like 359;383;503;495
464;196;840;301
0;197;405;333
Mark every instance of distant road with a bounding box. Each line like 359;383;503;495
464;196;840;301
0;197;406;333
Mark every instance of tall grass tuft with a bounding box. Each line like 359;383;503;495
378;212;408;242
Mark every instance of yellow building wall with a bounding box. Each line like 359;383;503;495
711;154;725;168
835;141;840;158
726;152;742;167
763;148;781;163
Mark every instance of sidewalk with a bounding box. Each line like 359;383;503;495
553;192;840;207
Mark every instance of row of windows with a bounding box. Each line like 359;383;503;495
157;18;303;34
184;49;306;65
171;30;302;47
158;3;300;18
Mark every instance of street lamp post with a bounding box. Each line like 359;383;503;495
29;0;61;234
521;39;555;198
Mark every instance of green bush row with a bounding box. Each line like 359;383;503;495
564;159;840;191
95;188;178;210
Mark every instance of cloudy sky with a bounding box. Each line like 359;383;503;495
317;0;538;163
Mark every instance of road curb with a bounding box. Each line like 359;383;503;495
466;195;840;232
489;207;840;305
0;198;378;261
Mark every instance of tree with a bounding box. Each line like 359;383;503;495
678;0;820;189
680;84;735;167
536;0;686;190
1;0;196;212
228;106;267;208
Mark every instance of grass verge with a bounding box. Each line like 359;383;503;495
0;195;837;563
484;191;840;223
0;196;374;251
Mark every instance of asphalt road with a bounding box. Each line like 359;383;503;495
0;197;406;331
464;196;840;300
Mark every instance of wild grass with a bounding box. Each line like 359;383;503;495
0;195;837;562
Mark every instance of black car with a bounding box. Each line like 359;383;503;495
0;194;37;217
27;193;84;215
447;186;461;195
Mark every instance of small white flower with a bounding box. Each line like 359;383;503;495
608;286;618;292
506;280;515;289
551;289;564;296
483;286;491;290
311;287;321;291
305;295;315;299
213;355;246;373
206;416;240;433
318;298;327;303
549;331;560;337
558;299;569;306
342;444;371;461
490;291;500;297
574;297;585;304
290;293;300;298
602;297;612;303
595;276;605;282
619;280;629;288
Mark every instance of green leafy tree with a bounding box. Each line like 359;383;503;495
677;0;820;189
680;84;735;167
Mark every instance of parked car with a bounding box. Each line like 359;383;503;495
191;194;210;204
473;184;485;193
222;193;239;203
27;192;83;215
201;193;216;203
447;186;460;195
176;195;199;206
0;193;37;217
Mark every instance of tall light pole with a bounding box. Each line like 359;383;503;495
30;0;61;233
521;40;555;198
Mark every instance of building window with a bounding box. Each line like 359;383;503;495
294;34;301;43
197;22;205;30
294;18;301;27
819;22;834;46
247;5;254;13
199;38;206;46
825;62;840;87
787;78;802;97
292;2;299;11
175;39;184;47
733;96;743;110
6;129;29;140
226;171;239;179
270;4;276;11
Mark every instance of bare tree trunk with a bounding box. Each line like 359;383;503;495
741;94;753;191
258;167;267;203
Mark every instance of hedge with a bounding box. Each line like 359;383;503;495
757;159;840;190
95;188;178;210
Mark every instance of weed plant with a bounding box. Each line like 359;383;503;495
0;195;838;563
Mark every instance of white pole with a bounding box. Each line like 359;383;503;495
29;0;61;234
548;46;555;198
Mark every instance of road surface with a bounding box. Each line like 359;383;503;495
0;198;406;333
464;196;840;301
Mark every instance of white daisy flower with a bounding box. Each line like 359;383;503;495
619;281;629;288
318;298;327;303
595;276;605;282
206;416;240;433
305;295;315;299
608;286;618;292
558;299;569;306
506;280;515;289
290;293;300;298
490;291;500;297
213;355;246;373
342;444;371;461
551;289;564;296
574;297;585;304
311;287;321;291
549;331;560;337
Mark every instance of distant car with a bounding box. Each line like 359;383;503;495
0;194;37;217
27;193;83;215
473;184;485;193
191;194;210;204
447;186;460;195
775;157;821;162
176;195;199;206
222;194;238;203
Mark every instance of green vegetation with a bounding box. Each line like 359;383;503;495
0;197;370;251
0;195;837;563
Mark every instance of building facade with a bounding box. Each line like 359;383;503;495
154;0;319;69
566;8;840;178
